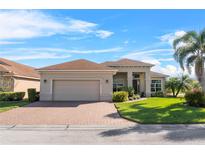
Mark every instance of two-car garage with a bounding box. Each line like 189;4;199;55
37;59;117;102
53;80;100;101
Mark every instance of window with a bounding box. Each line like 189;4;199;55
151;80;162;93
113;79;124;91
133;73;140;79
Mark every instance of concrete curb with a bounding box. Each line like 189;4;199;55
1;124;205;131
0;125;69;131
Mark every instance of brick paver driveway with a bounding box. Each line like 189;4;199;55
0;101;134;125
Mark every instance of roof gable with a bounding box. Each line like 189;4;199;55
102;58;154;67
0;58;40;79
38;59;116;71
151;71;169;78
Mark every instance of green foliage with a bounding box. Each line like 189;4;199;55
185;89;205;107
112;91;128;102
27;88;39;103
165;75;191;97
36;92;40;101
115;97;205;124
0;92;25;101
0;100;28;113
133;94;140;99
173;29;205;91
151;91;164;97
121;86;135;97
189;80;201;90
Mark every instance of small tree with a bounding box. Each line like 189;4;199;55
165;75;191;97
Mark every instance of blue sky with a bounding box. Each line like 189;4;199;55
0;10;205;76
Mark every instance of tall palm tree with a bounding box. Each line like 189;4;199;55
173;29;205;92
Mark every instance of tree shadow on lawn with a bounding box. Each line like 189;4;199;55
118;102;205;124
100;102;205;141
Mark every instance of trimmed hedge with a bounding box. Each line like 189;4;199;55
28;88;39;103
0;92;25;101
185;89;205;107
113;91;128;102
151;91;165;97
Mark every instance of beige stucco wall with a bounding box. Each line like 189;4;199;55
113;72;146;93
109;66;151;96
151;77;166;93
139;73;145;93
113;72;127;87
39;71;114;101
13;77;40;97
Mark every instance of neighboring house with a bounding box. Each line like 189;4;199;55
37;58;168;102
0;58;40;97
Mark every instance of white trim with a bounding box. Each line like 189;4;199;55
50;78;102;101
13;75;40;80
37;69;117;73
108;65;154;68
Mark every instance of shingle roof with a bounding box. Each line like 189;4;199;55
0;58;40;79
37;59;116;71
151;71;169;78
102;58;154;67
0;65;9;73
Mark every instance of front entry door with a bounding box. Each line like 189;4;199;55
133;79;140;94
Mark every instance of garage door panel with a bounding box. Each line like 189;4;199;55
53;80;100;101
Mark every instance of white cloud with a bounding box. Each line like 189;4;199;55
152;65;180;76
0;10;65;39
95;30;114;39
152;64;196;78
0;47;122;60
67;19;97;33
8;47;122;54
123;48;173;57
159;30;186;45
1;52;71;60
0;10;113;40
123;40;129;45
141;57;161;65
122;48;174;64
0;41;24;45
157;58;175;61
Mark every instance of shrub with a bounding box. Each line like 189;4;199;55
36;92;40;101
140;92;145;97
133;94;140;99
0;92;25;101
184;89;205;107
28;88;38;102
151;91;164;97
120;86;135;97
112;91;128;102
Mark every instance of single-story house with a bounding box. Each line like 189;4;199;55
0;58;40;97
37;58;168;102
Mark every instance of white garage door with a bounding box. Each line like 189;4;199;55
53;80;100;101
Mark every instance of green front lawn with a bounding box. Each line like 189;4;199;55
0;101;28;113
115;97;205;124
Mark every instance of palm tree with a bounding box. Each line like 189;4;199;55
165;75;191;97
173;29;205;92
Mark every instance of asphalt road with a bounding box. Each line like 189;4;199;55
1;124;205;144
